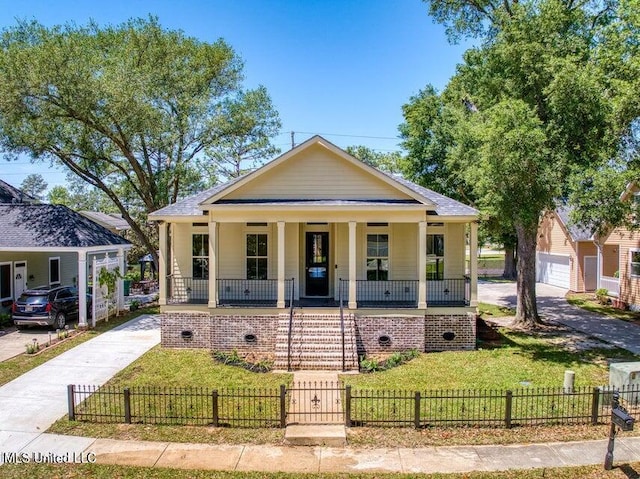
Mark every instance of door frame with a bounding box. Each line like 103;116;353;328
583;255;597;291
13;260;27;299
302;224;331;297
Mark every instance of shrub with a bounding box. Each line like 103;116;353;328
0;311;11;327
212;349;272;373
360;349;419;373
25;340;39;354
595;288;610;305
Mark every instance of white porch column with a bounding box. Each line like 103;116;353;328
277;221;286;308
77;251;88;328
418;221;427;309
117;247;125;312
348;221;357;309
208;221;218;308
158;222;168;306
469;221;479;306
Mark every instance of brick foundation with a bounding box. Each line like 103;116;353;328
354;316;425;355
425;313;476;351
161;313;279;353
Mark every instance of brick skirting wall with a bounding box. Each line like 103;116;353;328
161;312;212;349
354;316;425;355
425;313;476;351
161;313;279;353
162;312;477;354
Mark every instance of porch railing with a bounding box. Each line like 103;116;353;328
600;276;619;297
427;278;470;306
217;279;293;307
166;277;293;306
166;276;209;304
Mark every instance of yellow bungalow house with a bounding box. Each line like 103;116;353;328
149;136;479;370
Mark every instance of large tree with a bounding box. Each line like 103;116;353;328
411;0;635;327
19;173;47;201
0;17;281;264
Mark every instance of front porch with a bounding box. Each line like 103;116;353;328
165;277;471;308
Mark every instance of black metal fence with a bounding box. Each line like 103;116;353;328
166;276;208;304
426;278;470;306
166;278;294;307
68;383;640;429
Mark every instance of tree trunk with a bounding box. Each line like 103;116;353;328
503;246;517;279
513;222;541;328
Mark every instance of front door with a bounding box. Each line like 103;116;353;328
14;261;26;299
305;232;329;296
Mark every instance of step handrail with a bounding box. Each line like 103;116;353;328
287;278;295;372
339;278;346;372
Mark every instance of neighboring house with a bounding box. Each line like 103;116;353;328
79;211;131;235
0;179;37;204
0;203;132;325
149;136;480;370
536;206;597;292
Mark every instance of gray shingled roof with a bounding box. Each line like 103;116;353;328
0;204;131;248
149;174;477;218
556;205;593;241
79;211;131;231
0;179;36;204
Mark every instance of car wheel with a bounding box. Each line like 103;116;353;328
53;312;66;330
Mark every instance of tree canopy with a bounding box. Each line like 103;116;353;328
401;0;639;326
19;173;47;201
0;17;281;263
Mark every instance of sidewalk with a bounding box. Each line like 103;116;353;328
0;314;160;457
4;433;640;473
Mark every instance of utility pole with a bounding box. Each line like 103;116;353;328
290;131;295;150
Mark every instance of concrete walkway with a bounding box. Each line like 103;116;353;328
0;328;58;362
0;314;160;459
479;280;640;355
3;433;640;473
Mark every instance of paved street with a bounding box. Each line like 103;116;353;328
479;280;640;355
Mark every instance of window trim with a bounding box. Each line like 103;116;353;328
49;257;61;286
630;248;640;278
426;233;445;280
365;230;390;281
246;233;269;280
192;233;209;280
0;262;12;302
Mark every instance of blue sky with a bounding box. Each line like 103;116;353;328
0;0;471;191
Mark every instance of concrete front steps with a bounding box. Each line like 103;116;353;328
274;314;359;371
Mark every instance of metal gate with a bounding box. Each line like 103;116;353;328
286;381;344;425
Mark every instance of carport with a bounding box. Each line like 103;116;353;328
0;204;132;327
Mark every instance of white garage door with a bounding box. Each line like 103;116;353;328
537;252;570;289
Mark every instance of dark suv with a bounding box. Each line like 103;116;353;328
12;286;82;330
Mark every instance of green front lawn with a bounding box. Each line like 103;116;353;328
566;293;640;324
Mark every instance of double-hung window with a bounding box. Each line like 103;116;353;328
246;234;268;280
0;263;10;301
426;234;444;280
366;234;389;281
49;257;60;285
631;250;640;277
192;234;209;279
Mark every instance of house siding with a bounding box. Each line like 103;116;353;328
537;212;579;291
605;227;640;308
576;242;597;292
225;144;412;201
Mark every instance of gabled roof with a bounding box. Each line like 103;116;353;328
555;205;594;242
0;204;131;249
79;211;131;231
149;135;478;218
0;179;36;204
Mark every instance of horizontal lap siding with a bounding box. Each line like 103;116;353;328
576;242;597;292
445;223;465;278
218;223;243;279
392;223;417;280
537;214;577;290
608;227;640;308
225;144;411;200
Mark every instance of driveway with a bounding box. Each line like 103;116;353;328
0;314;160;459
479;280;640;355
0;328;60;362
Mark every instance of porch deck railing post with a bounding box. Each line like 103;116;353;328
591;387;600;425
67;384;75;421
345;385;352;427
414;391;421;429
212;389;219;427
505;390;513;428
280;384;287;428
123;387;131;424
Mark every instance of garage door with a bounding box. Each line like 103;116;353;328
537;252;570;289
